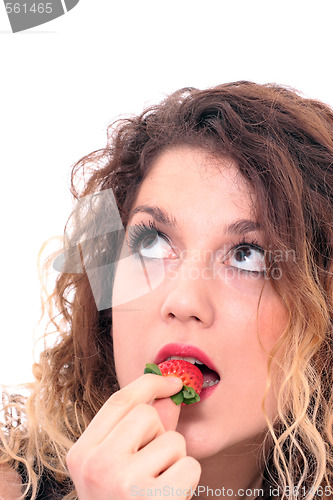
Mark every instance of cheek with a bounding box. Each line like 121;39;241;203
256;288;288;413
221;279;287;352
224;279;288;351
111;245;166;309
220;284;287;402
257;285;289;351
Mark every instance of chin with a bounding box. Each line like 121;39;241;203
176;413;269;461
176;419;228;459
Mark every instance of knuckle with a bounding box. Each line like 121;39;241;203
80;454;109;486
67;446;117;487
80;458;97;485
133;403;159;420
165;430;187;450
66;444;80;473
181;456;202;476
111;468;137;497
107;389;128;407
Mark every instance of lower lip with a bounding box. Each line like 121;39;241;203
194;380;220;404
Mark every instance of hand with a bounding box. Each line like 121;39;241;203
66;374;202;499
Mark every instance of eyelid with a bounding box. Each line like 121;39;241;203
224;242;266;274
126;221;173;256
220;240;264;261
127;221;266;262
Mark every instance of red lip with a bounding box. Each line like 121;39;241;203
154;343;219;375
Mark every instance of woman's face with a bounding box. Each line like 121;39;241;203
112;146;287;459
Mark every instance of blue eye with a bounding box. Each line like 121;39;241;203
224;244;266;274
127;222;175;260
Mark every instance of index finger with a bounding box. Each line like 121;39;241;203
79;374;183;447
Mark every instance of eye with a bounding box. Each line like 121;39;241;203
127;222;176;260
224;243;266;274
138;233;175;259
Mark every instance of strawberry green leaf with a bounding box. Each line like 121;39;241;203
143;364;200;406
182;394;200;404
181;386;200;404
144;363;162;376
183;386;196;398
170;386;200;405
171;391;184;405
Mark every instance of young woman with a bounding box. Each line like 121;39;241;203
1;81;332;499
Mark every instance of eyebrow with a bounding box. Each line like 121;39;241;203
129;205;177;227
129;205;260;235
224;219;260;235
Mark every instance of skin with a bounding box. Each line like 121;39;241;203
67;146;289;499
111;147;289;496
0;466;23;499
3;147;332;499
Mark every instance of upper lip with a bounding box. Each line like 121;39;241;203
154;343;219;374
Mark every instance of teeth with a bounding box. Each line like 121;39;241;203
202;380;220;388
166;356;203;365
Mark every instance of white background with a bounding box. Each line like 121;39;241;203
1;0;333;388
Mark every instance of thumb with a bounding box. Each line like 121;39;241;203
152;397;181;431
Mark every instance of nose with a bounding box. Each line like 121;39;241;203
160;256;215;327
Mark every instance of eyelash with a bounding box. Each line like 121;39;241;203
126;220;168;253
126;222;265;274
226;238;265;276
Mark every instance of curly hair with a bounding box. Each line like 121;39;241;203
1;81;332;499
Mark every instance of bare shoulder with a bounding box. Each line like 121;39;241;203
0;464;22;500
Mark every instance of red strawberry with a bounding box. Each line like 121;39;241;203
158;360;203;394
144;360;203;405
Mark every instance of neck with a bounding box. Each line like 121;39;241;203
196;434;268;500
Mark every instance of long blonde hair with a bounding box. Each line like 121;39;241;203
1;81;332;499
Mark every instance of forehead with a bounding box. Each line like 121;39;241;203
133;147;256;222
